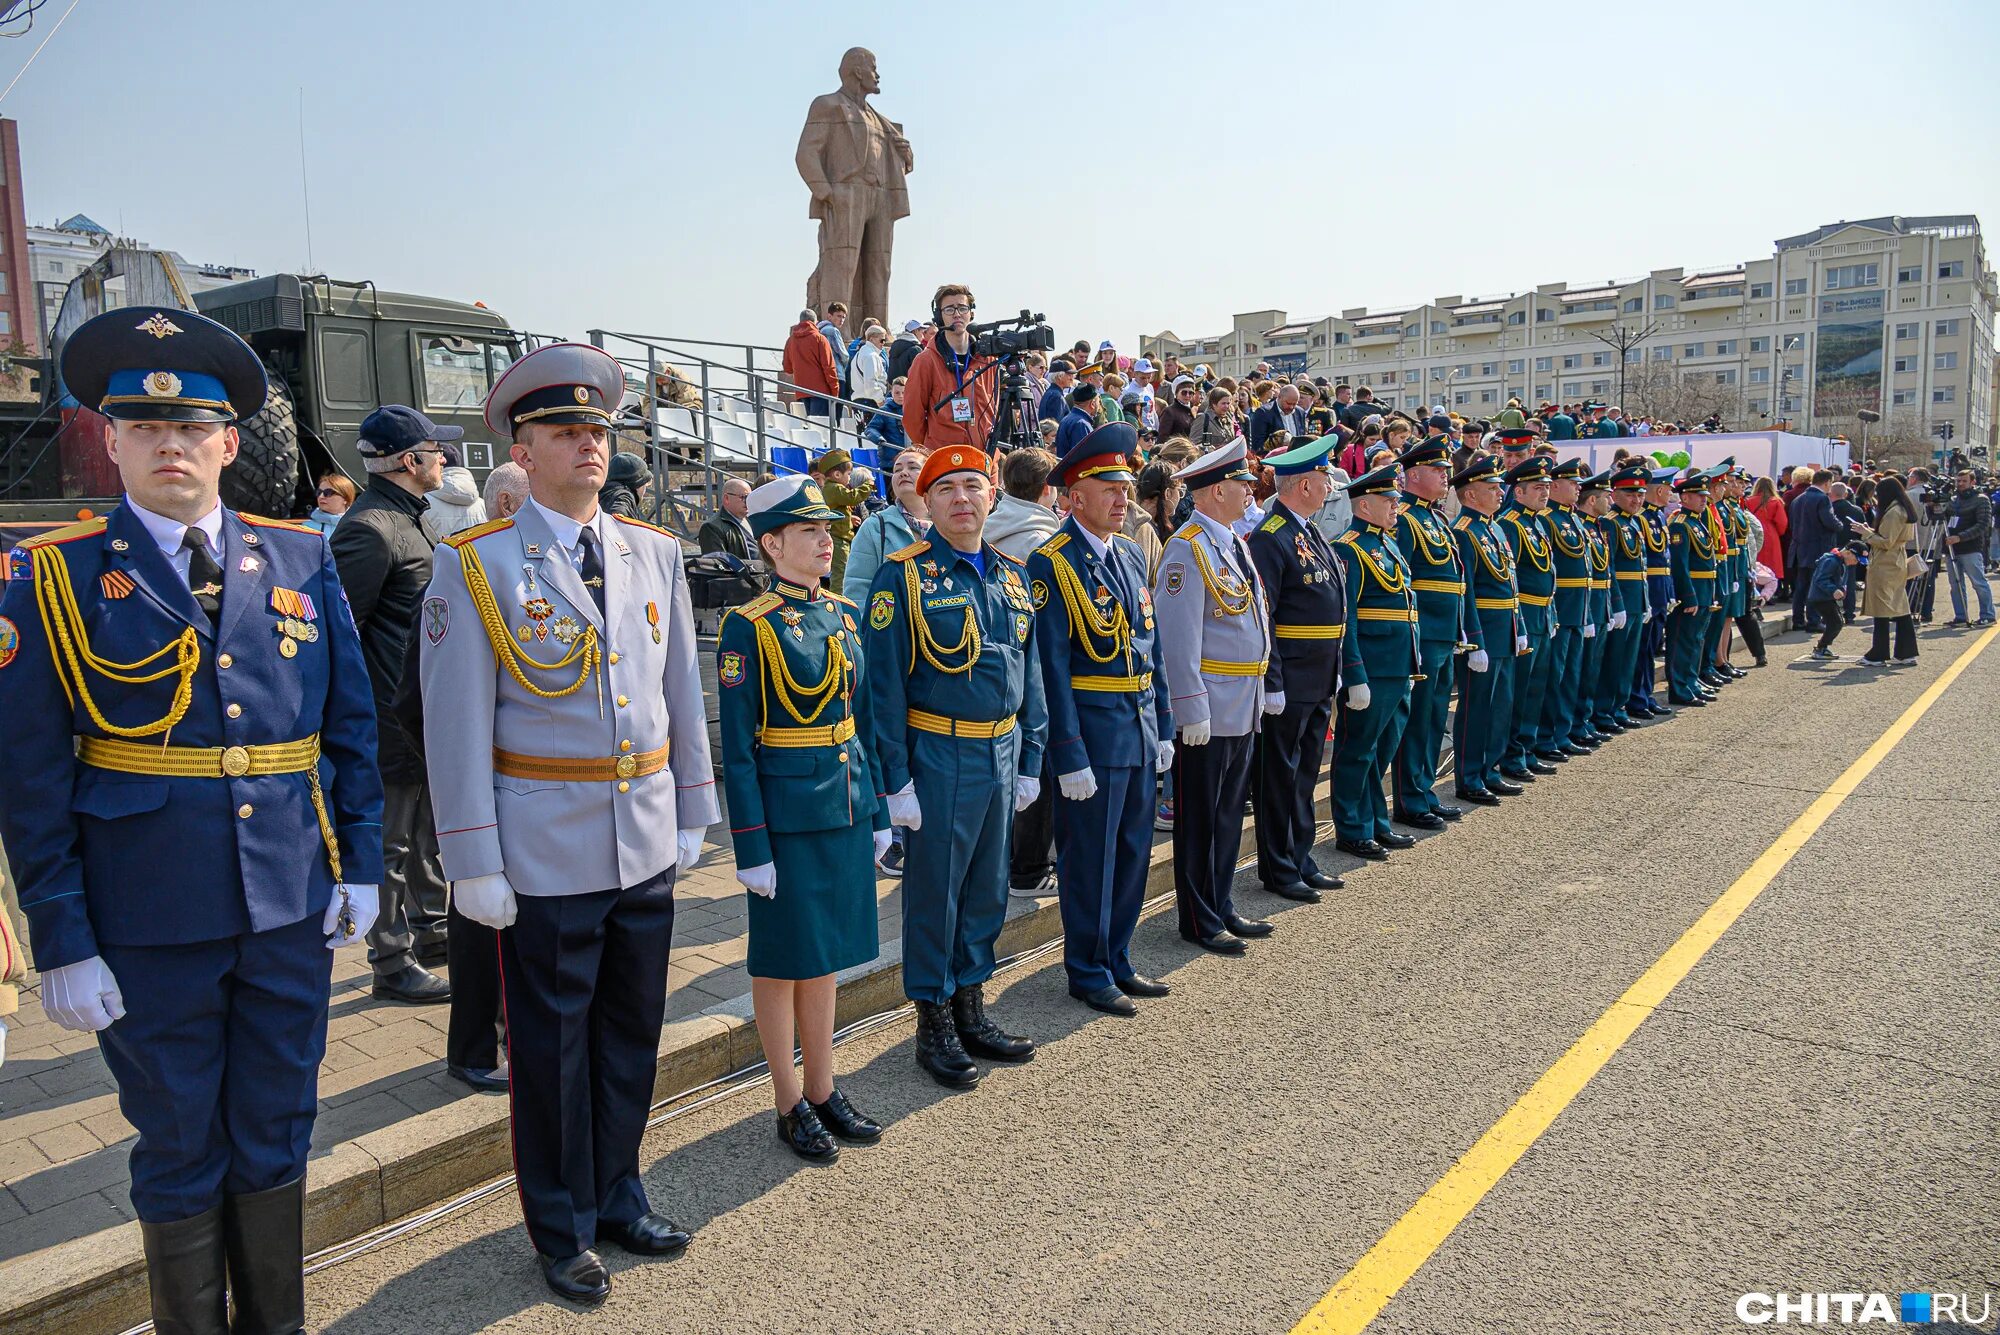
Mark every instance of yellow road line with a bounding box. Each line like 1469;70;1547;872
1293;624;2000;1335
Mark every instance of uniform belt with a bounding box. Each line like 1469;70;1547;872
1690;570;1717;579
1354;608;1414;622
1554;578;1591;588
906;708;1017;739
1071;671;1154;692
1199;657;1268;676
1411;579;1465;595
1273;624;1344;640
493;742;670;781
1519;592;1553;607
1474;596;1519;610
1615;572;1647;581
1590;579;1610;589
1646;566;1670;575
758;717;857;748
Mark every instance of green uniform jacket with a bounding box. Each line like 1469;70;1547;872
1333;522;1419;687
1543;503;1592;625
1668;508;1721;612
1500;502;1557;635
1395;494;1470;647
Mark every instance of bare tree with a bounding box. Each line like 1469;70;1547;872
1583;322;1658;410
1618;359;1741;430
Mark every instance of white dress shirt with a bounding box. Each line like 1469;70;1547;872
126;499;224;590
525;495;606;573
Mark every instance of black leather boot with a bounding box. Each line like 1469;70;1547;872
913;1000;980;1088
951;984;1034;1063
223;1177;306;1335
140;1206;229;1335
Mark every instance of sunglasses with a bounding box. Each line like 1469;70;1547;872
316;486;342;498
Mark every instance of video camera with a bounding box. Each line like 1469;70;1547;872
1919;474;1954;509
970;310;1056;361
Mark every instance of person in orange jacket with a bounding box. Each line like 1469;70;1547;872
901;283;997;450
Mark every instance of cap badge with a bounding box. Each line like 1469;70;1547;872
950;452;964;466
136;313;183;339
144;371;183;398
572;386;590;404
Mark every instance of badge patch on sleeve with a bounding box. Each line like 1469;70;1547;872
869;589;895;630
423;596;450;645
719;649;745;687
0;615;18;669
7;547;31;583
1030;579;1048;610
1163;563;1184;596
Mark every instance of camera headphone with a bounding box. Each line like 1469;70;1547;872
931;287;971;328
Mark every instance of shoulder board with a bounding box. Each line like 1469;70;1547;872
822;589;857;608
1394;501;1411;516
1336;531;1361;547
20;515;108;548
1452;516;1471;531
612;513;673;538
1111;533;1144;560
1035;532;1071;558
886;540;927;562
239;513;318;535
444;516;515;549
734;592;783;620
995;547;1026;566
1174;523;1202;541
1257;512;1285;534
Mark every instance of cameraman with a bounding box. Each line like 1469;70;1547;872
1944;469;1995;626
903;282;997;451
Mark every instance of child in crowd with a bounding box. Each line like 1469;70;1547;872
1806;543;1863;658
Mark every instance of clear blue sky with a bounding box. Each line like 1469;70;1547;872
6;0;1997;355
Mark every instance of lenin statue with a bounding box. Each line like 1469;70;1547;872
796;47;913;329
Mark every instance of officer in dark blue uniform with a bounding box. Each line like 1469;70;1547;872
1329;463;1420;861
1244;435;1356;900
1498;454;1557;782
1389;434;1469;829
1627;469;1679;719
1450;454;1520;804
1026;423;1174;1015
0;307;384;1334
1537;457;1595;760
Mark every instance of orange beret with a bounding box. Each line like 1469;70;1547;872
917;446;990;494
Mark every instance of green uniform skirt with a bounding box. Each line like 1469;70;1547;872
747;823;878;980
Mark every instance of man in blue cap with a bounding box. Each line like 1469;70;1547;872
1329;462;1420;861
1536;456;1596;760
1027;422;1173;1015
1245;434;1356;900
1665;469;1722;705
1389;434;1468;830
1449;454;1519;803
0;306;384;1332
1498;455;1557;782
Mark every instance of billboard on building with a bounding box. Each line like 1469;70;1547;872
1267;352;1310;376
1812;291;1882;420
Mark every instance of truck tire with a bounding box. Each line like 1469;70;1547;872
221;374;301;518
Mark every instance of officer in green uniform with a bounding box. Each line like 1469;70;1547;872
1389;435;1468;829
1575;471;1616;738
1597;464;1653;731
1537;457;1595;759
1498;453;1557;782
1666;469;1721;705
1329;463;1419;861
1450;454;1520;803
719;477;891;1163
1702;459;1748;685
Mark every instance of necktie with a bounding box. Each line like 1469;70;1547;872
577;526;607;616
181;528;221;630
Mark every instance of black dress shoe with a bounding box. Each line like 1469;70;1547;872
1393;810;1445;830
1557;742;1593;757
1598;719;1627;734
1071;984;1138;1016
809;1087;882;1144
1335;837;1389;861
1181;929;1247;955
1264;881;1321;903
952;984;1034;1062
777;1099;839;1163
1455;787;1501;806
1489;778;1525;796
1528;760;1560;775
373;963;451;1004
1669;693;1706;707
1497;766;1536;782
1301;868;1346;890
446;1062;509;1093
1432;803;1463;821
1375;829;1416;850
541;1250;611;1304
1116;974;1171;998
1225;913;1274;938
597;1212;693;1257
1534;749;1569;764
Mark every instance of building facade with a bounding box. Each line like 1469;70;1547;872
29;214;255;348
1142;216;1996;453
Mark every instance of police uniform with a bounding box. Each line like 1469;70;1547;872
1498;455;1558;778
1329;464;1420;859
1598;465;1654;731
1244;436;1356;900
866;446;1048;1085
421;343;718;1301
1449;455;1521;802
0;307;385;1332
1153;439;1273;950
1575;473;1616;741
1665;470;1722;704
1026;424;1173;1013
1389;437;1469;827
1537;458;1594;757
1628;471;1678;718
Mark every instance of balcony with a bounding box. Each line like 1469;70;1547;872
1351;328;1401;347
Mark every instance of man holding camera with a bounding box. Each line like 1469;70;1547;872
1941;470;1995;626
902;283;998;451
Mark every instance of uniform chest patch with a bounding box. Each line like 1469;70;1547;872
1031;579;1048;610
0;615;17;669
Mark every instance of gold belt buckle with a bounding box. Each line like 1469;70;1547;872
221;745;251;778
615;754;638;779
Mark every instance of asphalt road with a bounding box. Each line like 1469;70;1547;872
303;627;2000;1335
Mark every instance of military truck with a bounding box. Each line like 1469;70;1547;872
0;248;526;544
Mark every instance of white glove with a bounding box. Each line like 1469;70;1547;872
676;827;706;874
872;828;894;861
887;781;922;830
1610;610;1627;631
40;956;125;1033
1156;740;1175;773
1345;683;1372;711
1467;650;1489;674
0;1017;8;1069
1582;623;1596;640
323;883;379;949
1515;634;1529;653
737;862;776;899
1014;774;1042;811
454;871;519;929
1057;768;1097;801
1181;718;1212;746
1263;691;1287;715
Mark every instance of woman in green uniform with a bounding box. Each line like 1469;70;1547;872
719;477;893;1162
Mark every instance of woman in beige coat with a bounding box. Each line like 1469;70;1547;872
1855;475;1920;665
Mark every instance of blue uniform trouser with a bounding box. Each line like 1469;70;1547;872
1332;676;1413;842
97;914;331;1223
903;729;1018;1004
1054;763;1151;995
1573;623;1605;740
1536;624;1584;751
1454;614;1515;791
1597;615;1642;725
1255;695;1333;891
1506;627;1553;769
499;869;675;1259
1394;640;1457;815
1174;731;1254;940
1667;607;1712;699
1701;592;1728;671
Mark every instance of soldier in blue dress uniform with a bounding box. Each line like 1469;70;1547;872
1026;423;1174;1015
1244;435;1356;900
1497;453;1558;783
1536;457;1596;759
867;446;1048;1087
1666;469;1722;705
1627;469;1679;719
1598;464;1654;731
1389;435;1469;830
720;477;892;1161
1575;471;1618;738
1329;464;1420;861
1449;454;1520;804
0;307;384;1334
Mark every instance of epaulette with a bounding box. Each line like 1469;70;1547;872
239;513;318;535
1174;523;1202;541
1257;512;1285;534
19;515;108;548
1336;530;1361;547
1452;515;1471;531
886;540;927;562
732;592;783;621
822;589;857;608
612;513;673;538
1035;532;1071;558
994;547;1026;566
444;516;514;549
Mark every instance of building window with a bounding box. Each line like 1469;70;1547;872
1749;367;1770;384
1479;362;1497;376
1535;308;1553;322
1406;323;1423;338
1695;285;1744;299
1626;348;1643;363
1590;380;1610;394
1561;355;1579;369
1405;370;1420;383
1784;365;1804;381
1563;382;1581;396
1749;336;1769;353
1534;356;1552;372
1715;340;1735;355
1684;343;1705;358
1624;297;1644;313
1480;390;1496;403
1454;391;1470;406
1892;390;1914;406
1507;387;1524;403
1652;346;1673;361
1534;384;1551;399
1940;260;1964;278
1377;395;1397;410
1455;364;1472;377
1933;386;1956;403
1654;294;1676;310
1311;334;1324;346
1715;370;1736;385
1936;318;1961;337
1507;311;1525;325
1333;332;1347;345
1936;352;1958;370
1824;263;1878;289
1507;359;1524;374
1590;352;1609;367
1562;299;1616;315
1781;333;1804;351
1749;282;1772;299
1748;398;1769;414
1897;265;1921;283
1894;323;1917;340
1784;278;1808;296
1430;367;1446;381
